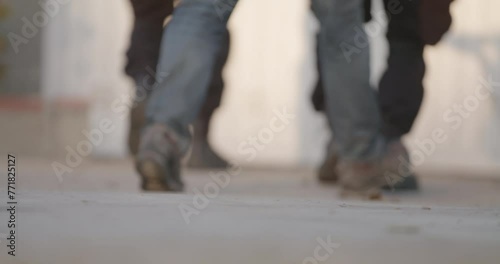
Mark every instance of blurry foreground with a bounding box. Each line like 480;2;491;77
1;157;499;263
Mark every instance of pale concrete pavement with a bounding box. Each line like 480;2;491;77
1;158;500;263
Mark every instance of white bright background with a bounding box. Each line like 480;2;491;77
42;0;500;174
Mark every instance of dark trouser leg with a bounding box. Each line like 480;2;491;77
125;0;173;82
379;41;425;139
380;0;424;191
380;0;425;139
125;0;173;155
313;0;424;138
312;35;326;112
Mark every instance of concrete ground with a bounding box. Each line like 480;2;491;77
1;158;500;263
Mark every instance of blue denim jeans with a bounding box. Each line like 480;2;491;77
147;0;384;161
146;0;234;153
311;0;385;161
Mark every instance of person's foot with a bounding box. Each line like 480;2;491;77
338;161;384;200
317;147;339;183
187;141;229;169
128;100;147;156
381;139;419;191
135;124;184;192
383;175;419;191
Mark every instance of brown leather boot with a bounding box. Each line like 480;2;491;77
135;124;185;192
338;161;384;200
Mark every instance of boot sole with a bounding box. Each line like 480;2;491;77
340;188;382;201
137;159;170;192
136;155;184;192
382;175;419;191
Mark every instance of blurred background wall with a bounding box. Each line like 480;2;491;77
1;0;499;176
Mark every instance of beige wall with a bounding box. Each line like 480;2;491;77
407;0;500;171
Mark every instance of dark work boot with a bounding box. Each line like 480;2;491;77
136;124;185;192
338;160;384;200
381;139;419;191
317;142;339;183
187;116;229;169
187;141;229;169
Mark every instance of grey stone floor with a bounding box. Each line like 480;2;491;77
1;158;500;263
